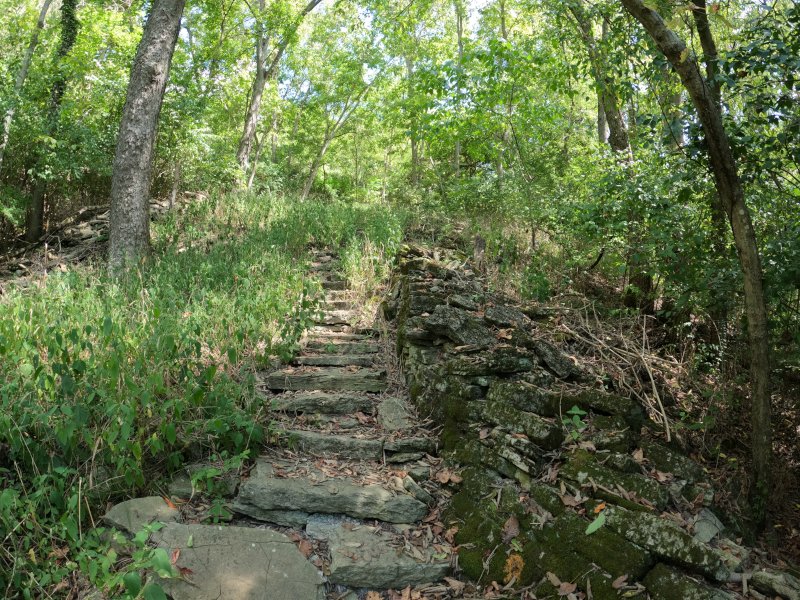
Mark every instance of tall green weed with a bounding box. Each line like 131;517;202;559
0;191;406;598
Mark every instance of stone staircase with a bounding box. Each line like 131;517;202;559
103;250;454;599
99;246;800;600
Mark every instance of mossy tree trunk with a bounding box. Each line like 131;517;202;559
620;0;772;529
108;0;185;270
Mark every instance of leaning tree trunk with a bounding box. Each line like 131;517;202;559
236;0;268;172
0;0;54;178
236;0;323;172
300;134;333;201
25;0;78;243
620;0;772;529
109;0;185;271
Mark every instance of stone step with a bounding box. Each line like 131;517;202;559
306;516;451;589
280;428;436;459
314;310;353;326
325;289;353;301
266;367;387;392
324;299;353;311
377;396;414;431
269;391;376;414
152;523;325;599
304;339;380;354
322;279;347;290
292;354;376;367
309;323;365;334
285;430;383;460
233;459;428;525
305;331;374;343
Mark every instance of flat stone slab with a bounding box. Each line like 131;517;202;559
151;523;324;600
602;506;730;582
266;367;387;392
103;496;179;534
324;300;353;311
643;563;733;600
378;397;414;431
322;279;347;290
269;391;376;414
306;516;450;589
314;310;353;325
306;331;373;341
304;340;380;354
234;460;427;524
293;354;376;367
284;430;383;460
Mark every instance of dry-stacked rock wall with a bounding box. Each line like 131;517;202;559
385;244;797;600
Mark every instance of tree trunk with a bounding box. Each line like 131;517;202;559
568;5;631;157
169;161;181;209
25;0;78;242
453;0;464;177
236;0;323;172
300;134;332;201
596;19;608;144
247;132;265;190
0;0;54;177
405;55;420;186
659;62;684;149
236;0;268;172
109;0;185;271
620;0;772;528
597;94;608;144
270;110;279;163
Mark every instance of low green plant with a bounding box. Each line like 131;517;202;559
562;405;589;441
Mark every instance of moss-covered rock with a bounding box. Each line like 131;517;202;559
444;348;535;377
642;564;733;599
602;506;730;582
560;450;668;509
521;536;626;599
589;415;636;453
484;304;530;328
423;305;495;348
483;398;564;450
544;511;653;579
640;440;705;482
486;380;559;417
525;482;565;517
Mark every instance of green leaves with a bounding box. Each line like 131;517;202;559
585;512;606;535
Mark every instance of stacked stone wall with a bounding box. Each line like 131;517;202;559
384;244;797;600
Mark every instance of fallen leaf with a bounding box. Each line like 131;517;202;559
444;526;459;543
163;496;178;510
559;494;582;507
297;539;314;558
479;428;490;440
366;592;382;600
502;515;520;543
170;549;181;565
558;581;577;595
178;566;194;577
612;574;628;589
654;470;673;482
546;572;562;587
593;502;606;514
444;576;466;594
632;448;644;463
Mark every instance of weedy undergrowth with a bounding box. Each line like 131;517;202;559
0;192;407;598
